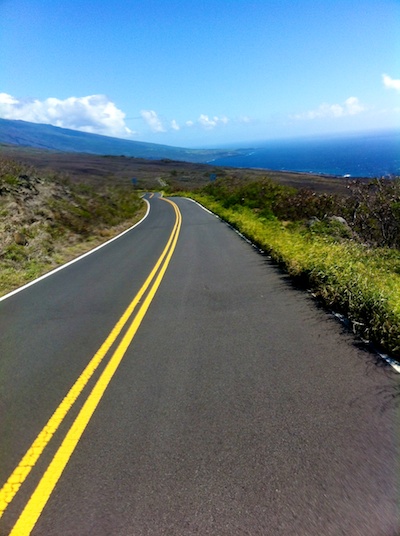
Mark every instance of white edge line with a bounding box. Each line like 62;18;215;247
331;312;400;373
182;197;217;216
377;353;400;373
183;198;264;252
184;196;400;374
0;199;151;303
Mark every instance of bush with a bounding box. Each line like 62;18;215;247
202;175;400;248
0;157;145;295
188;194;400;358
344;178;400;248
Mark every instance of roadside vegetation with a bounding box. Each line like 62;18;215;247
3;147;400;360
176;176;400;359
0;158;145;296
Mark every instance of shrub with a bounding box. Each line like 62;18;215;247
344;178;400;248
0;157;145;295
189;193;400;358
202;175;400;249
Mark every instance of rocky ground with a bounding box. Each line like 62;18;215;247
0;157;144;295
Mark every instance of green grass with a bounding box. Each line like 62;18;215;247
183;193;400;359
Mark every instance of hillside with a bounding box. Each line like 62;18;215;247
0;143;354;196
0;141;360;297
0;118;245;163
0;157;145;295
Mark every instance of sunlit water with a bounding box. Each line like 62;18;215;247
211;130;400;178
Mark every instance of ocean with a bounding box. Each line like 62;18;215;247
210;129;400;178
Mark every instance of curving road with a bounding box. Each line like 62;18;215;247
0;193;399;535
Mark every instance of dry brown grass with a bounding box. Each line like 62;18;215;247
0;157;146;296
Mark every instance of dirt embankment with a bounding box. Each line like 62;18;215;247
0;157;145;295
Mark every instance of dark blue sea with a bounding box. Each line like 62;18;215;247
211;129;400;178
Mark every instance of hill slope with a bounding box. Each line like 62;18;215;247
0;118;244;163
0;157;146;295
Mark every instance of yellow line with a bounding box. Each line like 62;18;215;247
10;198;181;535
0;197;180;523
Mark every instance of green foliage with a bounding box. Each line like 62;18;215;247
342;178;400;248
48;183;142;236
203;176;344;225
201;174;400;249
272;188;340;221
307;219;353;241
2;175;19;186
203;177;293;222
189;193;400;359
2;243;29;262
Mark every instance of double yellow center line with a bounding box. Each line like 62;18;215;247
0;197;181;535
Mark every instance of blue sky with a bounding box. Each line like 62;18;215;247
1;0;399;147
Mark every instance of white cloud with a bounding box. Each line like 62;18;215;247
293;96;365;120
0;93;133;137
238;115;252;123
343;96;365;115
170;119;180;131
383;74;400;92
197;114;229;129
0;93;18;105
198;114;217;128
140;109;165;132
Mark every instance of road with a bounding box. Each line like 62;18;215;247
0;193;399;535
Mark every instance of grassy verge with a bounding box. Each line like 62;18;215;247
0;210;147;296
0;158;146;296
183;192;400;359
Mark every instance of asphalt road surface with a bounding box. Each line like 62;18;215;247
0;193;399;535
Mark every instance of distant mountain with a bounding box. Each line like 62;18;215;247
0;118;244;163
